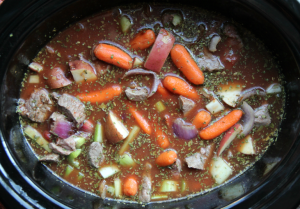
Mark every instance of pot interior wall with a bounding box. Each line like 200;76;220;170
0;0;300;208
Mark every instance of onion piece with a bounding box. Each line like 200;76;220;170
28;62;43;73
172;118;198;140
238;87;266;104
266;83;281;94
240;101;254;136
122;69;159;97
52;120;72;139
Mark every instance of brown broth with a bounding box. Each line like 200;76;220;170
19;3;285;202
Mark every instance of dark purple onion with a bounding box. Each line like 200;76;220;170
240;101;254;136
172;118;198;140
122;69;159;97
52;121;72;139
238;87;266;104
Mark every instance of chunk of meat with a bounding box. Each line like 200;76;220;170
178;96;195;116
198;48;224;72
185;144;215;170
254;104;271;126
223;23;243;48
171;158;182;179
139;163;152;202
39;154;60;163
50;112;72;139
18;88;53;122
88;142;105;168
57;94;86;125
56;137;76;152
99;180;108;199
125;87;149;101
49;143;73;155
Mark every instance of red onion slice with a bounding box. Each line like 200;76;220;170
238;87;266;104
173;118;198;140
52;120;72;139
122;69;159;97
240;101;254;136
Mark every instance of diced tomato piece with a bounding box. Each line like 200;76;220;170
80;120;94;132
43;130;52;142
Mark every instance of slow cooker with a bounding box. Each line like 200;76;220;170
1;0;300;208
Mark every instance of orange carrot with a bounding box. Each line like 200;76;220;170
77;85;122;103
199;109;243;140
162;76;199;100
171;44;205;85
130;29;156;50
129;107;152;135
193;110;211;129
157;82;171;97
94;43;133;70
156;150;177;166
156;129;170;149
123;176;138;196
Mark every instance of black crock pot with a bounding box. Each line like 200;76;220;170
1;0;300;208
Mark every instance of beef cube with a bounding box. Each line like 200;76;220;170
49;143;73;155
185;144;215;170
39;154;60;163
125;87;149;101
254;104;271;126
178;96;195;115
57;94;86;125
88;142;105;168
18;88;53;122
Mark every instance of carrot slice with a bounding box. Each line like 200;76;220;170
192;110;211;129
129;107;152;135
199;109;243;140
156;129;170;149
77;85;122;103
155;150;177;167
157;82;171;98
123;176;138;196
162;76;199;100
171;44;204;85
94;43;133;70
130;29;156;50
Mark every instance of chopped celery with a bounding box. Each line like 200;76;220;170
180;180;187;192
119;126;140;155
99;165;120;179
94;122;104;143
24;125;51;152
160;180;178;192
120;16;131;33
64;165;74;177
172;14;182;26
74;137;85;148
114;178;122;198
118;153;135;167
154;101;166;113
151;194;168;200
68;149;81;168
107;186;115;195
78;172;84;181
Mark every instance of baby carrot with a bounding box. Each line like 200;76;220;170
94;43;133;70
123;176;138;196
77;85;122;103
171;44;204;85
130;29;156;50
129;107;152;135
156;129;170;149
156;150;177;167
157;82;171;98
199;109;243;140
162;76;199;100
193;110;211;129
